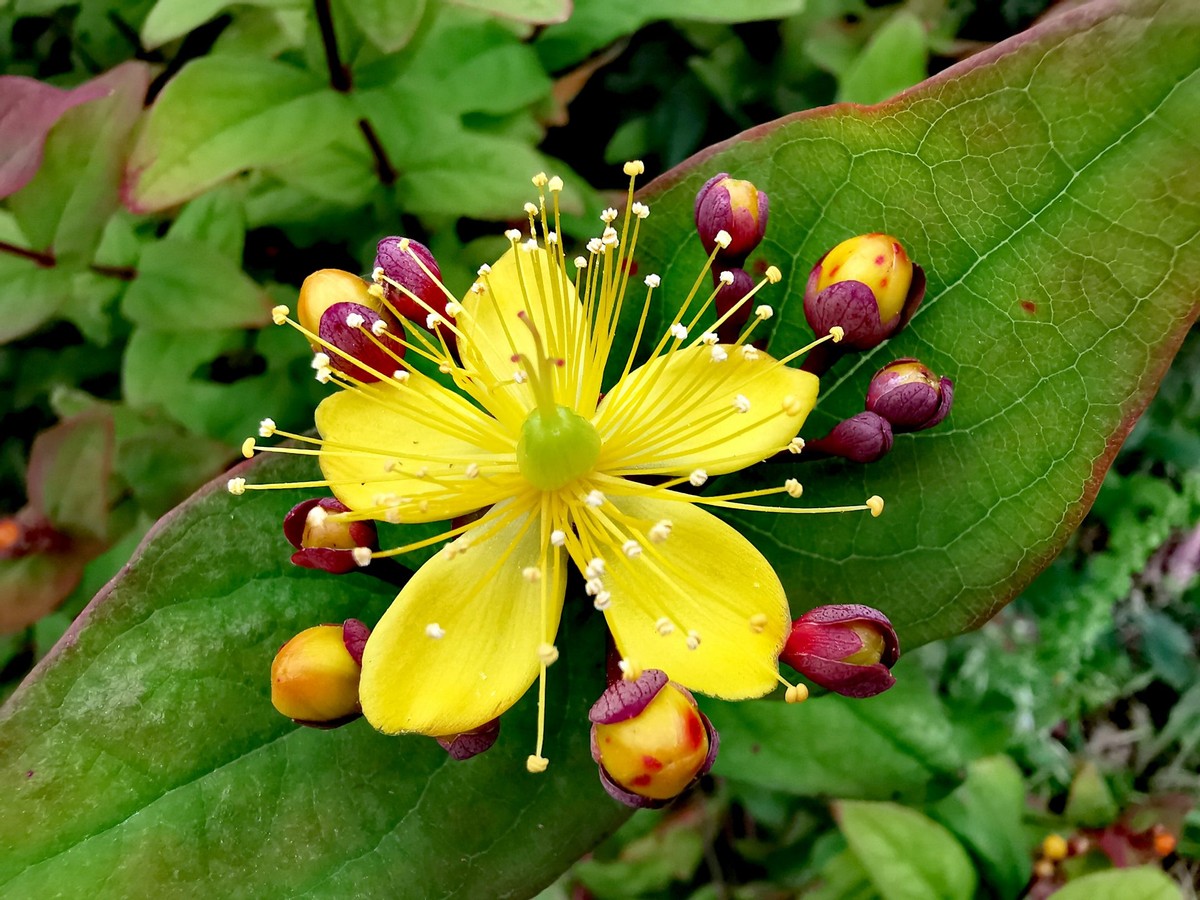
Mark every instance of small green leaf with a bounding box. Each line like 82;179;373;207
140;0;305;50
26;413;115;541
930;756;1032;897
835;801;977;900
709;657;964;802
447;0;570;25
1050;866;1181;900
124;57;352;212
837;11;928;104
338;0;427;53
0;261;74;345
0;452;630;895
167;187;247;260
121;239;271;331
1066;761;1119;828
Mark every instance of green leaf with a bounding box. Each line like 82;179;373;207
446;0;570;25
0;260;74;345
835;801;977;900
167;187;247;260
338;0;427;53
124;57;351;213
140;0;305;49
636;0;1200;646
837;11;929;104
26;413;115;541
1050;866;1181;900
0;452;630;895
709;657;964;802
121;239;271;331
929;756;1032;897
1065;761;1119;828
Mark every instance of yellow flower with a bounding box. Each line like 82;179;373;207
238;163;882;771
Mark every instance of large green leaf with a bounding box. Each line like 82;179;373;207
636;0;1200;647
0;452;629;896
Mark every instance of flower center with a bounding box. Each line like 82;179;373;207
517;404;601;491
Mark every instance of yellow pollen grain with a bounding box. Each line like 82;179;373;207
241;438;256;459
785;684;809;704
526;755;549;773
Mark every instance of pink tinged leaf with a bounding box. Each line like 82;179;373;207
0;76;109;198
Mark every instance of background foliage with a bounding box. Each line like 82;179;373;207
1;0;1197;896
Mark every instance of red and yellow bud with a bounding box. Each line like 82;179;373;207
271;620;368;726
694;174;769;260
866;358;954;433
780;604;900;698
804;234;926;351
297;269;382;342
589;669;718;808
283;498;376;574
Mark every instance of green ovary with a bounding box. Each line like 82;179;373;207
517;405;602;491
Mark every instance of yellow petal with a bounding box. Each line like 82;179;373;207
316;372;513;524
595;346;818;476
359;501;565;735
458;245;583;423
599;493;789;699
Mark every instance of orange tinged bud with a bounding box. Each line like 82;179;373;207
271;623;363;725
297;270;381;342
815;233;913;325
1041;833;1069;862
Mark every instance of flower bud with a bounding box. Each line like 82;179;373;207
804;234;925;350
713;267;755;343
780;604;899;698
318;301;406;384
436;717;501;760
589;669;718;808
283;497;376;574
807;411;893;463
694;174;769;260
271;620;368;726
866;359;954;433
374;237;449;330
297;270;381;343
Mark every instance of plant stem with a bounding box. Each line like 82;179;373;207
0;241;137;282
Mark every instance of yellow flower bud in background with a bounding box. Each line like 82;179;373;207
814;233;913;325
271;623;363;725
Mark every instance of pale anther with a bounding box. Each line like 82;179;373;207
585;557;606;578
465;463;480;479
550;529;566;547
532;172;548;187
733;394;751;414
669;323;688;340
271;305;289;325
622;539;642;558
711;346;728;362
477;263;491;276
426;313;442;330
785;478;803;498
352;546;373;567
398;238;411;251
749;613;769;633
345;312;365;328
470;282;485;294
765;265;782;283
393;370;410;383
585;489;605;507
755;304;774;319
631;202;649;219
258;418;276;437
513;370;527;384
714;229;732;249
547;175;564;192
867;496;885;517
522;566;541;583
623;160;645;176
521;238;538;253
315;367;332;383
618;658;641;680
830;326;845;342
586;237;603;254
593;591;611;611
371;266;384;283
538;643;559;665
226;477;246;495
787;436;806;454
655;617;674;636
547;231;558;244
527;755;549;774
648;520;672;543
686;631;701;651
425;623;446;639
718;270;735;285
306;505;329;528
371;319;388;336
600;207;618;223
438;363;452;373
740;345;760;361
585;578;604;596
785;684;809;704
644;274;660;288
367;284;384;299
781;395;805;416
689;469;708;487
311;352;330;369
241;438;256;459
575;256;588;269
523;201;538;216
444;301;462;317
504;228;522;241
700;331;718;345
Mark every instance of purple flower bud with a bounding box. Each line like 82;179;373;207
807;411;894;463
713;267;756;343
283;497;376;574
374;237;450;333
866;359;954;433
318;301;406;384
780;604;900;698
589;669;718;808
803;234;926;351
436;717;501;760
694;174;769;260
